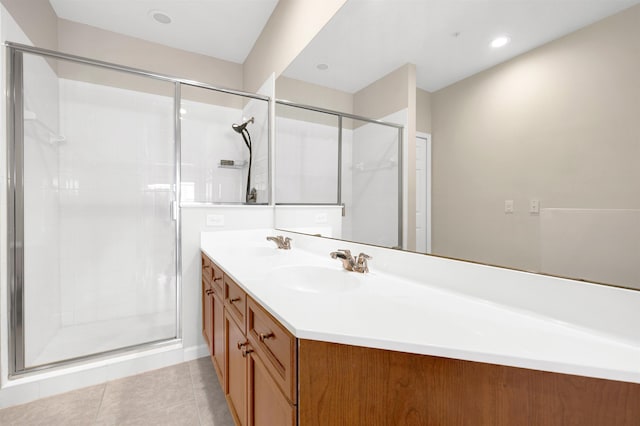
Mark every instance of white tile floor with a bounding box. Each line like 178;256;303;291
0;358;233;426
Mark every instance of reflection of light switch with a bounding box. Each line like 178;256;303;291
504;200;514;214
206;214;224;226
315;213;328;224
530;199;540;214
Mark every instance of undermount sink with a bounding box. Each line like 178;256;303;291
268;265;361;293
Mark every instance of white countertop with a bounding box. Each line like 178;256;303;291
201;229;640;384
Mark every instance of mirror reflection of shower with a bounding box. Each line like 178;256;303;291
232;116;257;203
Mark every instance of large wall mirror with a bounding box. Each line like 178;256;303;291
274;0;640;291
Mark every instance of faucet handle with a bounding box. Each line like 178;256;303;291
338;249;352;257
356;252;372;273
283;237;292;249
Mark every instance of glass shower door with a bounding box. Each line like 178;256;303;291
10;49;179;371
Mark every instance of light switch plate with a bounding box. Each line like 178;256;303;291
504;200;514;214
206;214;224;227
530;199;540;214
315;213;328;224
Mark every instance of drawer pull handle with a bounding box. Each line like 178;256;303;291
241;347;254;358
259;332;274;342
237;341;248;350
205;289;213;295
214;277;222;282
229;297;240;303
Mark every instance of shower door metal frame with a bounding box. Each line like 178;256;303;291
5;42;271;377
274;99;405;247
7;43;26;376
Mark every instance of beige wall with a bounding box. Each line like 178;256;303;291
354;64;412;120
416;89;431;134
243;0;348;93
57;19;244;108
1;0;57;49
276;76;353;113
275;76;354;128
430;5;640;272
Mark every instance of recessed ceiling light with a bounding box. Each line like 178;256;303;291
316;63;329;71
490;35;511;48
149;10;172;25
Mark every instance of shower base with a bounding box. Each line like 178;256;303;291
27;311;176;368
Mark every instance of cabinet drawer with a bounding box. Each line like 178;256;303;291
247;297;296;402
211;262;224;292
201;252;213;283
225;275;247;332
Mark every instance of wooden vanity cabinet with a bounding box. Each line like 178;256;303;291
225;309;248;426
210;262;225;382
247;347;296;426
202;251;640;426
202;253;225;384
203;253;297;426
246;297;297;426
201;254;214;353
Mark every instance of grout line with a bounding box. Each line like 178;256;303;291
93;380;108;425
187;360;205;426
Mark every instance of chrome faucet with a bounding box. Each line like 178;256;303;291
266;235;292;250
330;249;372;273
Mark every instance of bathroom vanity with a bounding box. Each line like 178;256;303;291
201;230;640;426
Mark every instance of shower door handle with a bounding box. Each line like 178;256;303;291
170;200;178;221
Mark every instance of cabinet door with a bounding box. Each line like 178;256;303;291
248;351;296;426
226;311;247;426
212;290;225;384
202;280;213;353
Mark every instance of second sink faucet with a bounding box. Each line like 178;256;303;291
330;249;372;273
266;235;292;250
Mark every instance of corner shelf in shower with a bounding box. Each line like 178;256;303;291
218;160;247;169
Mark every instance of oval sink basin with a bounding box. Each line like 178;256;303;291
268;265;361;293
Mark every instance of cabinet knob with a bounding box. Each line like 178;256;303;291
241;347;254;358
237;341;248;350
229;297;240;304
259;332;274;342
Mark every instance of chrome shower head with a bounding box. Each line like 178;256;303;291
232;116;254;133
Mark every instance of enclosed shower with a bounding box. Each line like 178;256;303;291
6;43;270;375
274;100;403;248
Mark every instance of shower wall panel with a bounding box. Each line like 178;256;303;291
57;78;175;327
351;113;402;248
275;116;340;204
16;75;181;368
242;97;270;204
180;100;244;203
341;130;353;240
22;53;61;367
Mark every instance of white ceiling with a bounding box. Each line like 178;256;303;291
48;0;279;64
48;1;639;93
283;0;640;93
